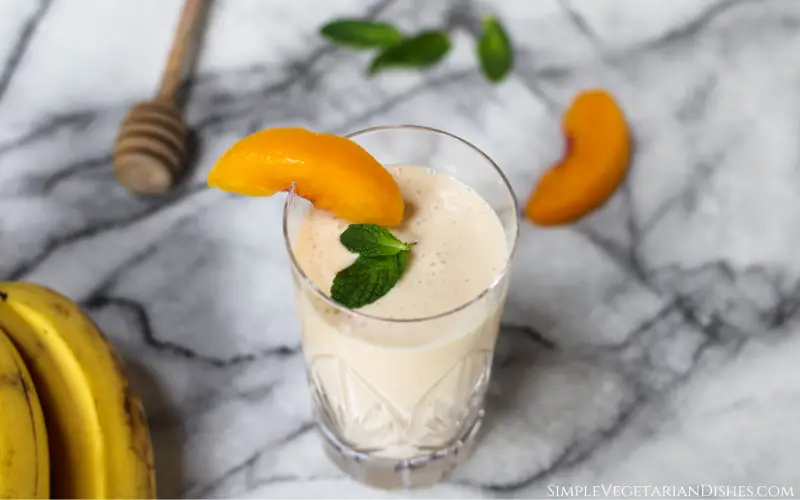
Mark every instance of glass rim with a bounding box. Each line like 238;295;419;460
281;124;520;324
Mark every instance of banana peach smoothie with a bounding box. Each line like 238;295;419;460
207;124;517;488
291;165;509;462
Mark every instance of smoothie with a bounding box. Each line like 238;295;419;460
291;165;509;459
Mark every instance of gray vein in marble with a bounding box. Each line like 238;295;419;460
557;0;603;49
190;422;316;498
639;0;760;51
87;294;298;368
0;0;51;103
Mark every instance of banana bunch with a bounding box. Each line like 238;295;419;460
0;281;156;499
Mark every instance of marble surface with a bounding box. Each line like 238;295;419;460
2;0;800;497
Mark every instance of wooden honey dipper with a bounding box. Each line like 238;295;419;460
114;0;207;195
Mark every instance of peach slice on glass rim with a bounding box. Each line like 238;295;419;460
207;127;405;227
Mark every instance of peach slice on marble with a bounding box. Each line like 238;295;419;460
525;89;631;226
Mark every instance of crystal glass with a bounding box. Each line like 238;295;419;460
283;125;519;489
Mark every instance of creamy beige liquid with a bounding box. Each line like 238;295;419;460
292;165;509;458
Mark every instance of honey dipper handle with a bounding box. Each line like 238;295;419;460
157;0;206;102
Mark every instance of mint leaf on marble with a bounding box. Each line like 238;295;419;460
320;20;403;49
476;16;513;82
340;224;413;257
369;31;451;74
331;252;408;309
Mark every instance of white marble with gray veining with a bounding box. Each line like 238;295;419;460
2;0;800;497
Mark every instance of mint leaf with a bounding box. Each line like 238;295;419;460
340;224;412;257
331;224;415;308
369;31;451;75
331;252;408;308
476;16;513;82
320;20;403;49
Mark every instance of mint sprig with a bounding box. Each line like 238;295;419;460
331;224;413;308
318;15;514;83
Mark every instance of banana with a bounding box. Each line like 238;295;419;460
0;326;49;499
0;281;156;499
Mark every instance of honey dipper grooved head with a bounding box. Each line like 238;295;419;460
114;100;188;195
